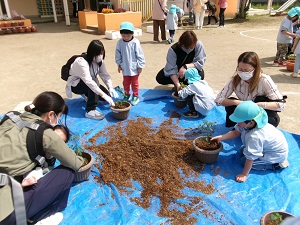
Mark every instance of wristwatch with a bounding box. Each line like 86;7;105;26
183;64;187;70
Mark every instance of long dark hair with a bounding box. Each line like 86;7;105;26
86;40;106;65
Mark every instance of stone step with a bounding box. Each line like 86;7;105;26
81;28;98;35
86;24;98;30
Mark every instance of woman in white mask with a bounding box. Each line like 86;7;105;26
215;51;286;127
66;40;118;120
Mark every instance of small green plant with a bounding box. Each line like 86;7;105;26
180;82;187;89
198;120;217;143
270;212;283;223
287;54;296;60
69;135;84;156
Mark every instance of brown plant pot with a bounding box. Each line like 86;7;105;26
18;21;25;26
260;211;295;225
178;22;182;27
4;21;11;27
286;60;295;72
110;101;132;120
11;21;18;26
188;21;194;25
182;22;188;26
12;28;19;33
6;29;13;34
18;27;25;33
172;92;187;108
25;27;32;32
31;26;37;32
74;152;95;182
193;137;223;163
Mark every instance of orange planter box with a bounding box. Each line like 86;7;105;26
97;12;142;35
78;11;98;29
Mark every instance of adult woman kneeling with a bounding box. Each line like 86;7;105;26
66;40;118;120
215;51;286;127
156;30;206;91
0;91;84;225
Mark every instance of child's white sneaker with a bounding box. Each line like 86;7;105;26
291;72;300;78
35;212;63;225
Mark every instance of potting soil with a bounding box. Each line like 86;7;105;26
25;89;300;224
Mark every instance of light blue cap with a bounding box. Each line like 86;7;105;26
120;22;134;31
229;101;268;128
176;6;180;12
184;68;201;84
287;7;300;17
169;5;177;14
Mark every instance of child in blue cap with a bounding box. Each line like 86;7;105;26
212;101;289;183
178;68;215;118
166;5;178;44
115;22;145;106
274;7;300;66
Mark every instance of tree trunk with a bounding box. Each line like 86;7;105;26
237;0;252;19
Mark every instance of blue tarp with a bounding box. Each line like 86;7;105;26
58;89;300;224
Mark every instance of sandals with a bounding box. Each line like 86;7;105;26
183;111;199;118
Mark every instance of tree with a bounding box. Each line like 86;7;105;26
236;0;252;19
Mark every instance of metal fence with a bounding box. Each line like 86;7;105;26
120;0;153;21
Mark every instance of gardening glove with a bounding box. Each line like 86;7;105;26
109;88;119;99
102;94;115;107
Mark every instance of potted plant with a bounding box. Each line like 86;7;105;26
70;135;95;182
182;19;189;26
192;120;223;163
188;20;194;26
171;82;187;108
110;100;132;120
260;211;295;225
286;54;295;72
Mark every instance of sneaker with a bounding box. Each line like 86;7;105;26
123;95;130;102
183;111;199;118
85;110;105;120
81;94;88;102
279;160;290;168
35;212;63;225
131;96;140;106
217;25;224;28
291;72;300;78
278;61;287;66
167;38;172;44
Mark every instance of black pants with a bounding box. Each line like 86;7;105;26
219;8;226;26
224;97;280;128
186;95;196;112
71;79;109;112
1;166;75;225
72;2;77;17
156;68;205;85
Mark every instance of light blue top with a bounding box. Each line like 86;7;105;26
178;80;215;116
277;17;293;44
294;29;300;54
166;12;178;30
235;123;288;163
115;37;145;76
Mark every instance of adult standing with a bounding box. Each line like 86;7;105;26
66;40;118;120
156;30;206;91
71;0;78;18
0;91;84;225
215;52;286;128
152;0;167;42
194;0;208;29
217;0;227;28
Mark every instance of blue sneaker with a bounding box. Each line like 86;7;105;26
131;96;139;106
123;95;130;102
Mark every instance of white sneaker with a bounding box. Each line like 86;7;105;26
291;72;300;78
35;212;63;225
85;110;105;120
81;94;88;102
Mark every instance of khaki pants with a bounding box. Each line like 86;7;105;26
153;20;166;42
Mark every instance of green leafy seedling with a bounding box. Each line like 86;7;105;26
270;212;282;222
198;120;217;143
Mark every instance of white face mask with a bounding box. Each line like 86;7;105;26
237;70;254;81
182;47;194;54
94;55;103;63
50;113;58;127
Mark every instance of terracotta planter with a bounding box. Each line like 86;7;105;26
18;27;25;33
193;137;223;163
286;60;295;72
31;26;37;32
178;22;182;27
260;211;295;225
182;22;188;26
18;21;25;26
188;21;194;25
0;29;5;35
12;28;19;33
4;21;11;27
171;92;187;108
11;21;18;26
6;29;13;34
74;152;95;182
110;101;132;120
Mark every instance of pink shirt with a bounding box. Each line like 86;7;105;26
218;0;228;8
152;0;167;20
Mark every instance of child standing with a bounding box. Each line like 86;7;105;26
212;101;289;183
194;0;207;29
115;22;145;106
274;7;299;66
291;28;300;78
206;0;218;25
166;5;178;44
178;68;215;118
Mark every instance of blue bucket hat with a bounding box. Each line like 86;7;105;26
169;5;177;14
229;101;268;128
120;22;134;32
288;7;300;17
184;68;201;84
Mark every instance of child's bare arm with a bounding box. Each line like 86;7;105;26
282;30;296;39
211;129;240;143
236;159;253;182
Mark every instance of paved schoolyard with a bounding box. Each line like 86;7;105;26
0;15;299;134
